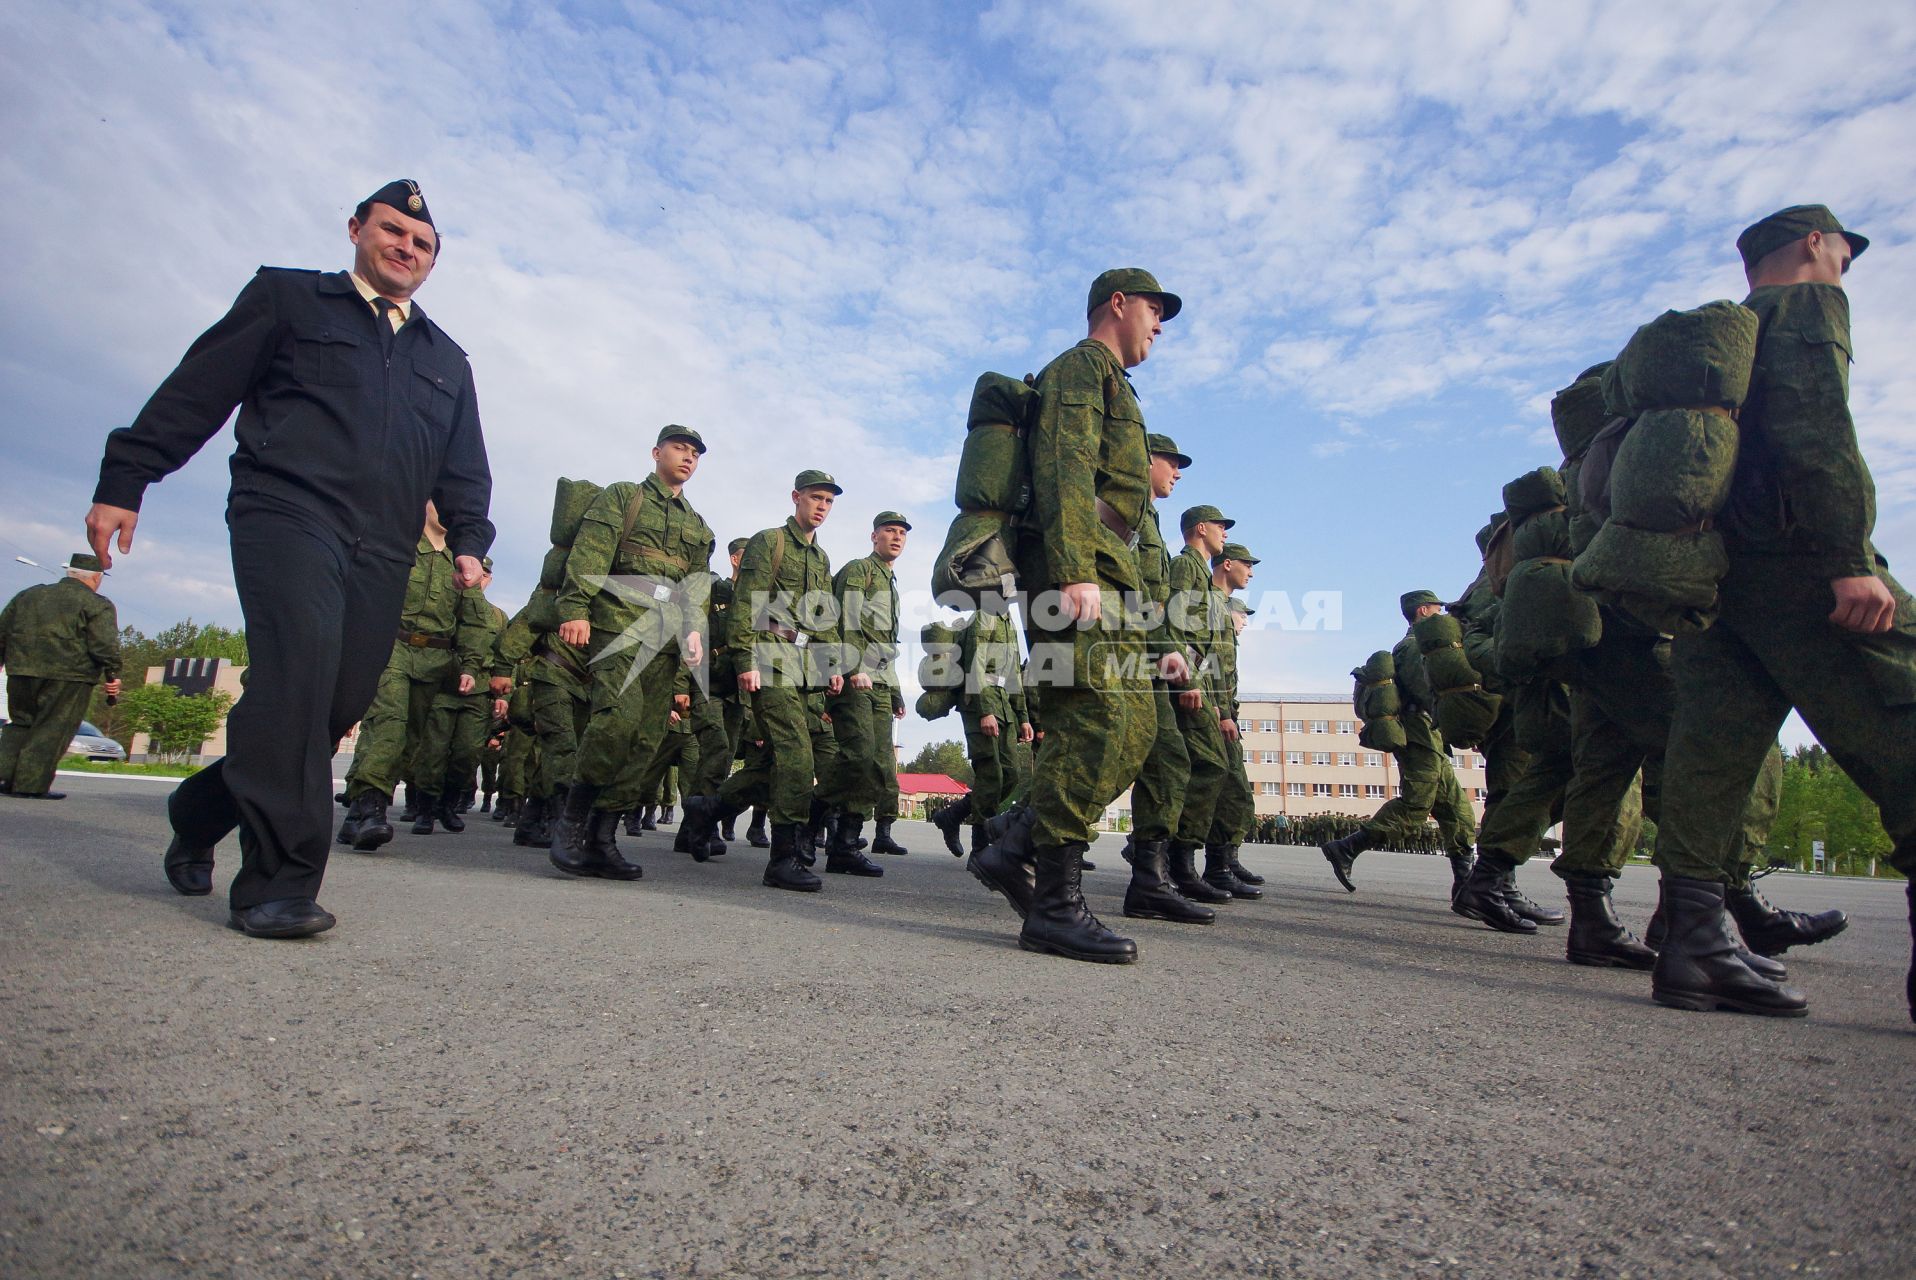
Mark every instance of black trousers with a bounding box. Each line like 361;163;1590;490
169;495;411;909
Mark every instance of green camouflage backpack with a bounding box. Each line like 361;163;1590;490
914;619;962;719
931;373;1040;608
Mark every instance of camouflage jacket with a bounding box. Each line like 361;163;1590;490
1391;628;1443;753
1025;339;1151;593
736;517;839;682
557;472;714;641
1727;283;1876;580
398;537;461;637
833;553;902;693
1168;545;1225;696
0;578;121;682
1135;503;1176;659
958;608;1027;724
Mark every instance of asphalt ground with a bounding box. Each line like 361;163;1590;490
1;773;1911;1279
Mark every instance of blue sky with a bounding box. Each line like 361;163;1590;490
3;0;1913;755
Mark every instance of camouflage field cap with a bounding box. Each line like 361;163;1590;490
1400;588;1442;621
1088;268;1182;322
727;537;750;556
657;424;707;454
793;468;843;495
67;552;105;573
872;511;912;531
1736;205;1868;271
1227;596;1253;616
1212;542;1260;567
1180;504;1235;534
1146;432;1192;467
481;556;494;571
362;179;433;228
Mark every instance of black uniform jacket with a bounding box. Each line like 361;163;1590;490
93;267;494;564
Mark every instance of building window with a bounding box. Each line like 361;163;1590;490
1288;751;1304;766
1313;782;1332;797
1261;781;1280;795
1365;784;1386;798
1337;720;1354;735
1339;783;1358;797
1288;782;1306;797
1395;784;1404;796
1475;788;1487;801
1364;753;1382;768
1260;719;1278;733
1311;752;1331;767
1284;719;1303;733
1337;752;1355;767
1309;720;1329;734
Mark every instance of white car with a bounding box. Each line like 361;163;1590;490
68;721;127;762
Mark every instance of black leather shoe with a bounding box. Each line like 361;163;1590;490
1564;874;1655;969
1203;845;1262;900
163;837;215;896
1651;876;1807;1017
764;823;822;892
1452;853;1539;934
1020;844;1138;964
1123;839;1216;925
227;898;336;939
1320;828;1369;892
1168;840;1230;904
1726;883;1848;957
933;795;973;857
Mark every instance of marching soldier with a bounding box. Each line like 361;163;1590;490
818;512;912;861
1205;546;1264;897
931;602;1032;856
1159;504;1236;906
0;555;123;802
410;557;503;833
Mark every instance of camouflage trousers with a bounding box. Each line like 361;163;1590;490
718;686;821;827
415;689;488;799
960;686;1023;824
1210;739;1256;847
0;675;92;794
1363;741;1475;858
1660;553;1916;881
528;675;590;795
345;643;454;799
1129;690;1188;843
1021;611;1153;850
818;683;899;819
499;727;539;801
1172;699;1231;846
679;694;732;800
1478;682;1572;866
574;637;681;813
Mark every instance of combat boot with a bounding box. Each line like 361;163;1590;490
623;809;646;837
1564;874;1656;969
639;805;658;831
336;792;365;846
1645;883;1668;949
439;793;466;834
707;832;727;859
411;792;437;835
826;812;884;876
1448;850;1475;901
1123;839;1216;925
1645;882;1784;976
1020;843;1138;964
1168;840;1230;904
764;823;822;892
455;787;475;814
676;793;739;863
720;815;737;842
1500;863;1563;925
933;795;973;857
581;809;643;880
970;825;988;855
1650;876;1807;1017
398;784;417;824
801;796;831;868
1320;827;1370;892
660;804;675;826
746;807;771;847
512;794;547;847
480;791;494;814
549;784;605;877
871;819;908;856
349;791;395;852
1226;847;1265;886
1451;852;1539;934
1725;882;1848;957
1203;844;1262;900
969;805;1038;920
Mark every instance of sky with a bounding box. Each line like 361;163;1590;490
3;0;1912;757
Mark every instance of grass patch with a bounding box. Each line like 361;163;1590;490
57;755;201;778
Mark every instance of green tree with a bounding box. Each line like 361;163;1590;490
1767;751;1892;875
903;739;974;787
116;683;235;762
93;618;249;745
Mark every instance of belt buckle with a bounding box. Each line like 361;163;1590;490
408;633;427;647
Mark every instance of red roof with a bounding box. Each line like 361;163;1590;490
895;773;969;795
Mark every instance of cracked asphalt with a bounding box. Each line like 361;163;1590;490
2;773;1911;1279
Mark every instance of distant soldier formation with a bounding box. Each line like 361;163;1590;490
5;176;1897;1024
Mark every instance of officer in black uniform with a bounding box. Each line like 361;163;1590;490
86;179;494;939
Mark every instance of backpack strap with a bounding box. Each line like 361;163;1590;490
618;483;647;544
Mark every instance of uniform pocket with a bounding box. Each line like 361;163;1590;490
412;362;457;428
290;326;361;386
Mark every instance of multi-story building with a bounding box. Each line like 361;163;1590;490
1104;693;1488;828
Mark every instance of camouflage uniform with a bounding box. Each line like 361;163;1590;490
1360;618;1476;858
957;607;1029;823
559;472;715;812
1127;502;1189;844
819;552;905;821
344;537;468;801
413;588;503;808
1209;603;1257;849
0;574;121;795
717;518;840;826
1168;545;1231;846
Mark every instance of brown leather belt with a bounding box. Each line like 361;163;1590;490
764;624;809;646
398;629;454;650
1096;498;1140;551
539;639;588;680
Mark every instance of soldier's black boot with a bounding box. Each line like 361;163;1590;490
1448;850;1475;901
746;807;771;848
350;791;395;852
1320;827;1370;892
623;809;646;838
549;783;606;876
410;792;437;836
1564;874;1656;969
1226;847;1265;886
455;786;475;814
933;795;973;857
720;815;737;842
480;791;494;814
1020;843;1138;964
1644;882;1667;949
583;809;643;880
826;812;884;876
1452;852;1539;933
969;805;1038;920
1499;862;1563;924
871;819;908;856
336;792;365;846
660;804;675;825
1123;839;1216;925
439;793;466;833
802;797;832;869
1651;876;1807;1017
398;784;417;824
639;805;658;831
512;794;547;847
1168;840;1231;904
1725;882;1849;957
1203;844;1262;900
764;823;822;892
676;793;738;862
970;825;988;855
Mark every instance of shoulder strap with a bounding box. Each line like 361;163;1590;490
618;483;648;545
768;527;785;585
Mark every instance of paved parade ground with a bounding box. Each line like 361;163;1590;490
2;773;1911;1279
